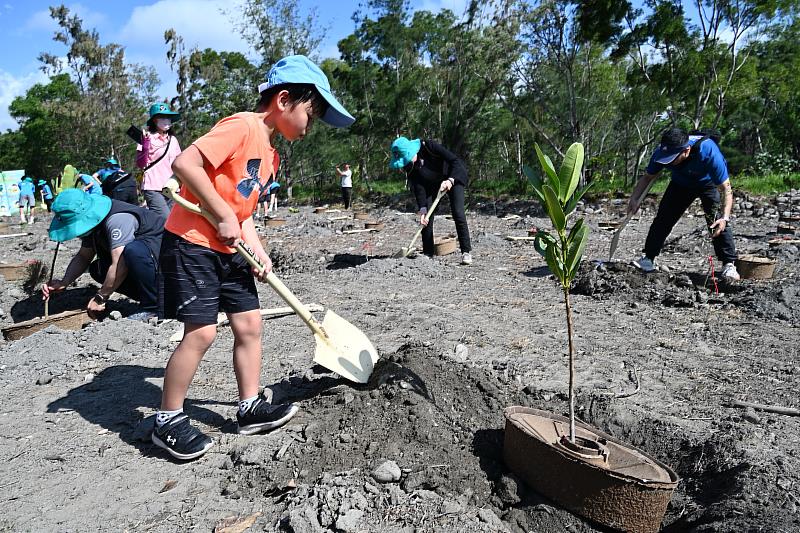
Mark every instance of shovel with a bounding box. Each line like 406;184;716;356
394;189;446;258
44;242;60;319
162;177;377;384
608;181;655;261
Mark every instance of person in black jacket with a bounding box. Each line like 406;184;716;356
390;137;473;264
42;189;163;321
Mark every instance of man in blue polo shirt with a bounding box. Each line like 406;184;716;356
627;127;740;280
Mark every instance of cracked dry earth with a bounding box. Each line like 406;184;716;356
0;193;797;532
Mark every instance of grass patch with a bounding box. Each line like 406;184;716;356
731;173;800;195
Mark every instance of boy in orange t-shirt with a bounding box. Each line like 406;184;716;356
153;55;355;460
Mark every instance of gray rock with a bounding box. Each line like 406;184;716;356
106;338;124;352
454;343;469;361
35;374;53;385
109;310;122;321
334;509;364;532
743;408;761;424
286;506;323;533
496;474;522;506
477;507;508;531
442;500;463;514
372;460;401;483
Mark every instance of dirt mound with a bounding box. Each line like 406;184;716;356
228;343;530;531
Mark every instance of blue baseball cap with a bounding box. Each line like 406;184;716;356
653;128;691;164
389;137;421;169
258;55;354;128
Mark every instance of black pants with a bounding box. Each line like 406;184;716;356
421;183;472;256
644;181;737;264
341;187;352;210
44;198;53;212
89;240;159;312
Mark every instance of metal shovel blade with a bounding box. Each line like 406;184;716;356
313;310;378;383
608;215;631;261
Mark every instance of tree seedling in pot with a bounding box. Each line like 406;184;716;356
525;142;592;443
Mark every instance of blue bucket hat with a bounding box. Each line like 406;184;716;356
148;102;181;122
258;55;354;128
105;157;119;167
389;137;421;169
48;189;112;242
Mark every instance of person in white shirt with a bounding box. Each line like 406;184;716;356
336;163;353;209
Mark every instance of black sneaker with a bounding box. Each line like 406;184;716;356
151;414;213;460
237;398;299;435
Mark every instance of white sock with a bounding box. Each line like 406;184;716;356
238;395;259;414
155;408;183;427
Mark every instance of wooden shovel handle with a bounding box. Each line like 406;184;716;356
162;177;327;339
405;189;447;253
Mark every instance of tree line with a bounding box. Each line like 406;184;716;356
1;0;798;194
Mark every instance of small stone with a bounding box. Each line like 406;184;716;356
339;433;354;443
477;508;506;530
335;509;364;532
454;343;468;361
36;374;53;385
109;310;122;321
371;460;401;483
106;339;124;352
442;500;463;514
743;408;761;424
336;393;355;405
83;373;94;382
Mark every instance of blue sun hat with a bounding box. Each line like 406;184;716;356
49;189;112;242
389;137;421;169
258;55;355;128
147;102;181;123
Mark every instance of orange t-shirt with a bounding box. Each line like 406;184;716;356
165;112;280;253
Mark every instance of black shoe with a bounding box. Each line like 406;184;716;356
236;398;299;435
151;414;213;460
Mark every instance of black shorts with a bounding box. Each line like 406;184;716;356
158;231;259;325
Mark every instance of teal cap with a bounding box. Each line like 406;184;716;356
148;102;181;121
48;189;112;242
390;137;421;169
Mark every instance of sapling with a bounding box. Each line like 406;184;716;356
525;142;592;443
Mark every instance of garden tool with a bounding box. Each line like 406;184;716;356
162;177;377;384
394;189;446;258
44;242;60;319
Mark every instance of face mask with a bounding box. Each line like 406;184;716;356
155;118;172;131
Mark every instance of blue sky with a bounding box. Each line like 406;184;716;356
0;0;467;131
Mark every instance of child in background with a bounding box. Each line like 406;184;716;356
136;103;182;221
38;180;54;212
153;55;355;460
78;172;102;195
17;176;36;223
267;179;280;214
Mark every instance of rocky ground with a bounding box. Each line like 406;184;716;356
0;188;797;533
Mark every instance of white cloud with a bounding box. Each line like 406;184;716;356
0;69;49;132
116;0;254;99
118;0;250;59
25;3;108;33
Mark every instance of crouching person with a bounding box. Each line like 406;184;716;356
42;189;163;321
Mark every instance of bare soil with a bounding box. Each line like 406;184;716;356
0;194;797;533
